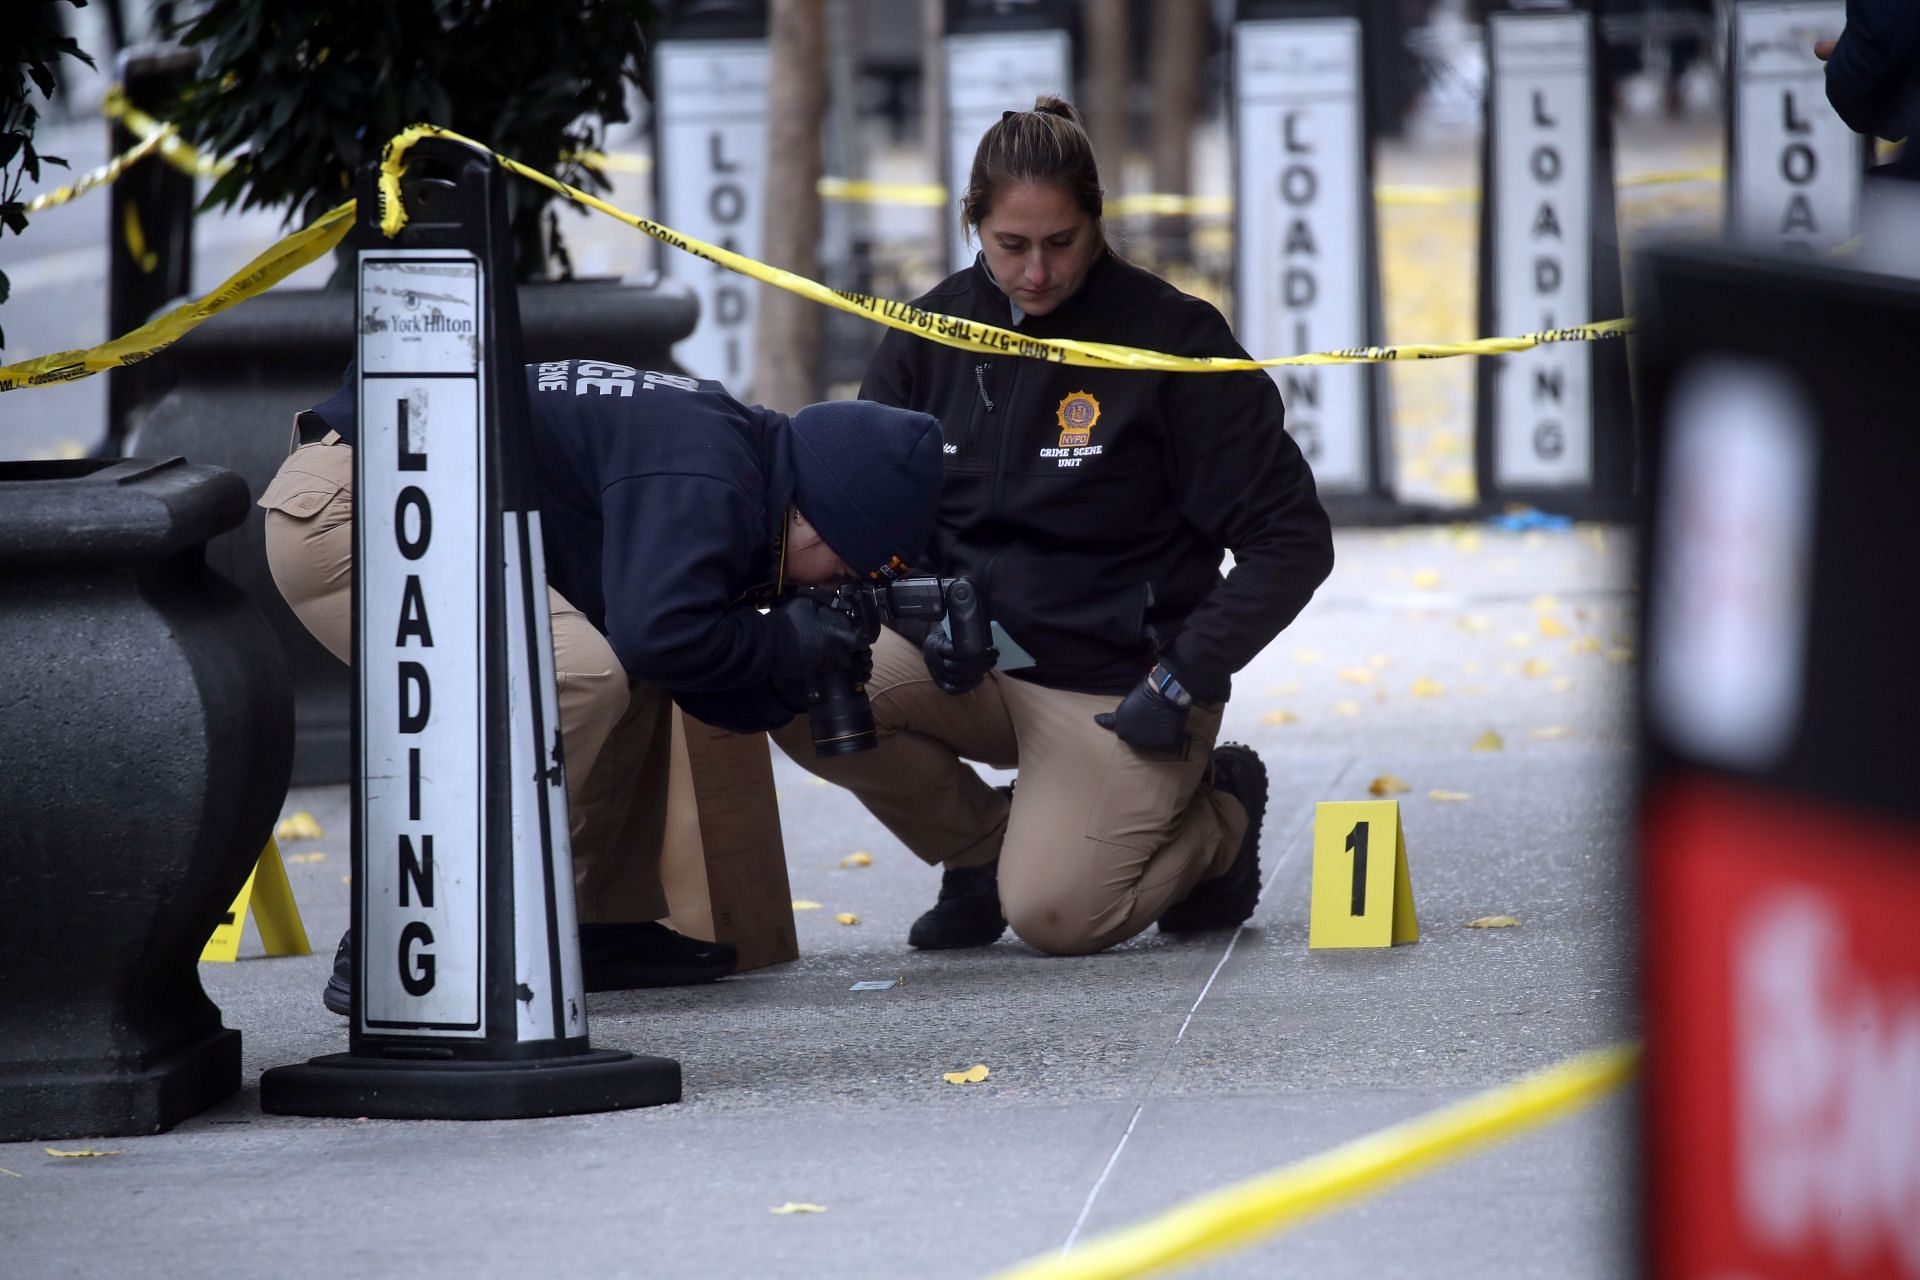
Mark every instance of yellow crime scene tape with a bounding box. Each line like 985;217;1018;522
985;1042;1639;1280
0;120;1636;392
0;200;352;392
379;123;1634;374
100;85;235;181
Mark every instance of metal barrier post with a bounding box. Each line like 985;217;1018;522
653;0;770;391
1724;0;1866;255
942;0;1075;274
260;140;680;1119
1474;0;1634;520
1231;0;1396;522
105;45;196;453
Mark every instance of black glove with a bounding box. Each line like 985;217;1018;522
1094;675;1190;756
921;627;999;694
770;594;866;679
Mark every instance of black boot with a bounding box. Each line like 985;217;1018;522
908;860;1007;950
579;922;737;990
1159;743;1269;934
322;930;351;1016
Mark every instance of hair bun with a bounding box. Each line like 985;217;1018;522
1032;95;1082;126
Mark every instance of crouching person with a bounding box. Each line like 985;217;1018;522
260;360;943;1013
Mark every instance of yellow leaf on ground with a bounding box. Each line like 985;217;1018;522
1522;659;1554;677
1507;633;1532;649
1551;678;1574;693
286;852;327;865
1571;636;1602;655
1457;614;1492;634
942;1064;991;1085
1369;655;1391;669
1410;677;1446;698
44;1148;119;1158
1462;661;1482;675
0;1167;21;1177
1338;667;1376;685
1537;615;1571;637
791;900;823;911
1367;774;1411;796
771;1203;829;1215
1261;709;1299;725
1606;646;1636;664
1532;594;1559;611
1465;915;1522;929
1334;701;1361;717
1267;682;1301;696
1411;568;1443;589
1294;648;1324;664
275;811;323;841
1428;789;1472;802
839;851;873;868
1529;726;1572;739
1451;528;1483;554
1471;730;1505;752
835;913;861;926
805;777;832;787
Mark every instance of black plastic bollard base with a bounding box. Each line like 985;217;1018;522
258;1049;680;1121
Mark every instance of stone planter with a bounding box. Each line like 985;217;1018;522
0;457;292;1141
127;279;699;785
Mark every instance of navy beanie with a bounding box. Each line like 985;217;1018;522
789;401;945;578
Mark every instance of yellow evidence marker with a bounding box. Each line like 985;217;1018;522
200;837;313;963
1308;801;1418;949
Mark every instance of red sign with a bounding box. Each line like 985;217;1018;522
1642;777;1920;1279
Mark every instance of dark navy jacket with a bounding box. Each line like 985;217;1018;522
308;361;805;732
1826;0;1920;177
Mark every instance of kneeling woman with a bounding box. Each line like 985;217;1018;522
775;98;1334;956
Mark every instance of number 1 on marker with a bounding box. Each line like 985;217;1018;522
1346;821;1369;916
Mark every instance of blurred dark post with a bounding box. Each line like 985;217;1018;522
1635;241;1920;1280
105;45;196;454
1084;0;1132;196
754;0;827;412
1724;0;1868;254
1473;0;1633;520
1147;0;1205;265
1230;0;1394;522
941;0;1074;272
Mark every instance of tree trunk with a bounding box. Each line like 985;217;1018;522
1148;0;1204;265
754;0;827;412
1084;0;1132;204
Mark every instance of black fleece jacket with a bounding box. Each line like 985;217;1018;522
860;252;1334;703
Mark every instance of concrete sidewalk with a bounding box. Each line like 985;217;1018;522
1;524;1638;1279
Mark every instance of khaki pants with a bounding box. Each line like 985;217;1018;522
258;437;669;923
772;629;1246;956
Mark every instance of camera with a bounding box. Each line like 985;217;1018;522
796;576;989;757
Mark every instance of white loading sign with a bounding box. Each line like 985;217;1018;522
1233;18;1370;493
357;252;488;1034
1730;2;1857;253
655;39;770;389
1489;11;1594;488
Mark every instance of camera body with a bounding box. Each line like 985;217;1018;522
797;576;989;756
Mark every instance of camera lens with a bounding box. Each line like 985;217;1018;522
809;671;877;756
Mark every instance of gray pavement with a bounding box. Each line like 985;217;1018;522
0;525;1639;1279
